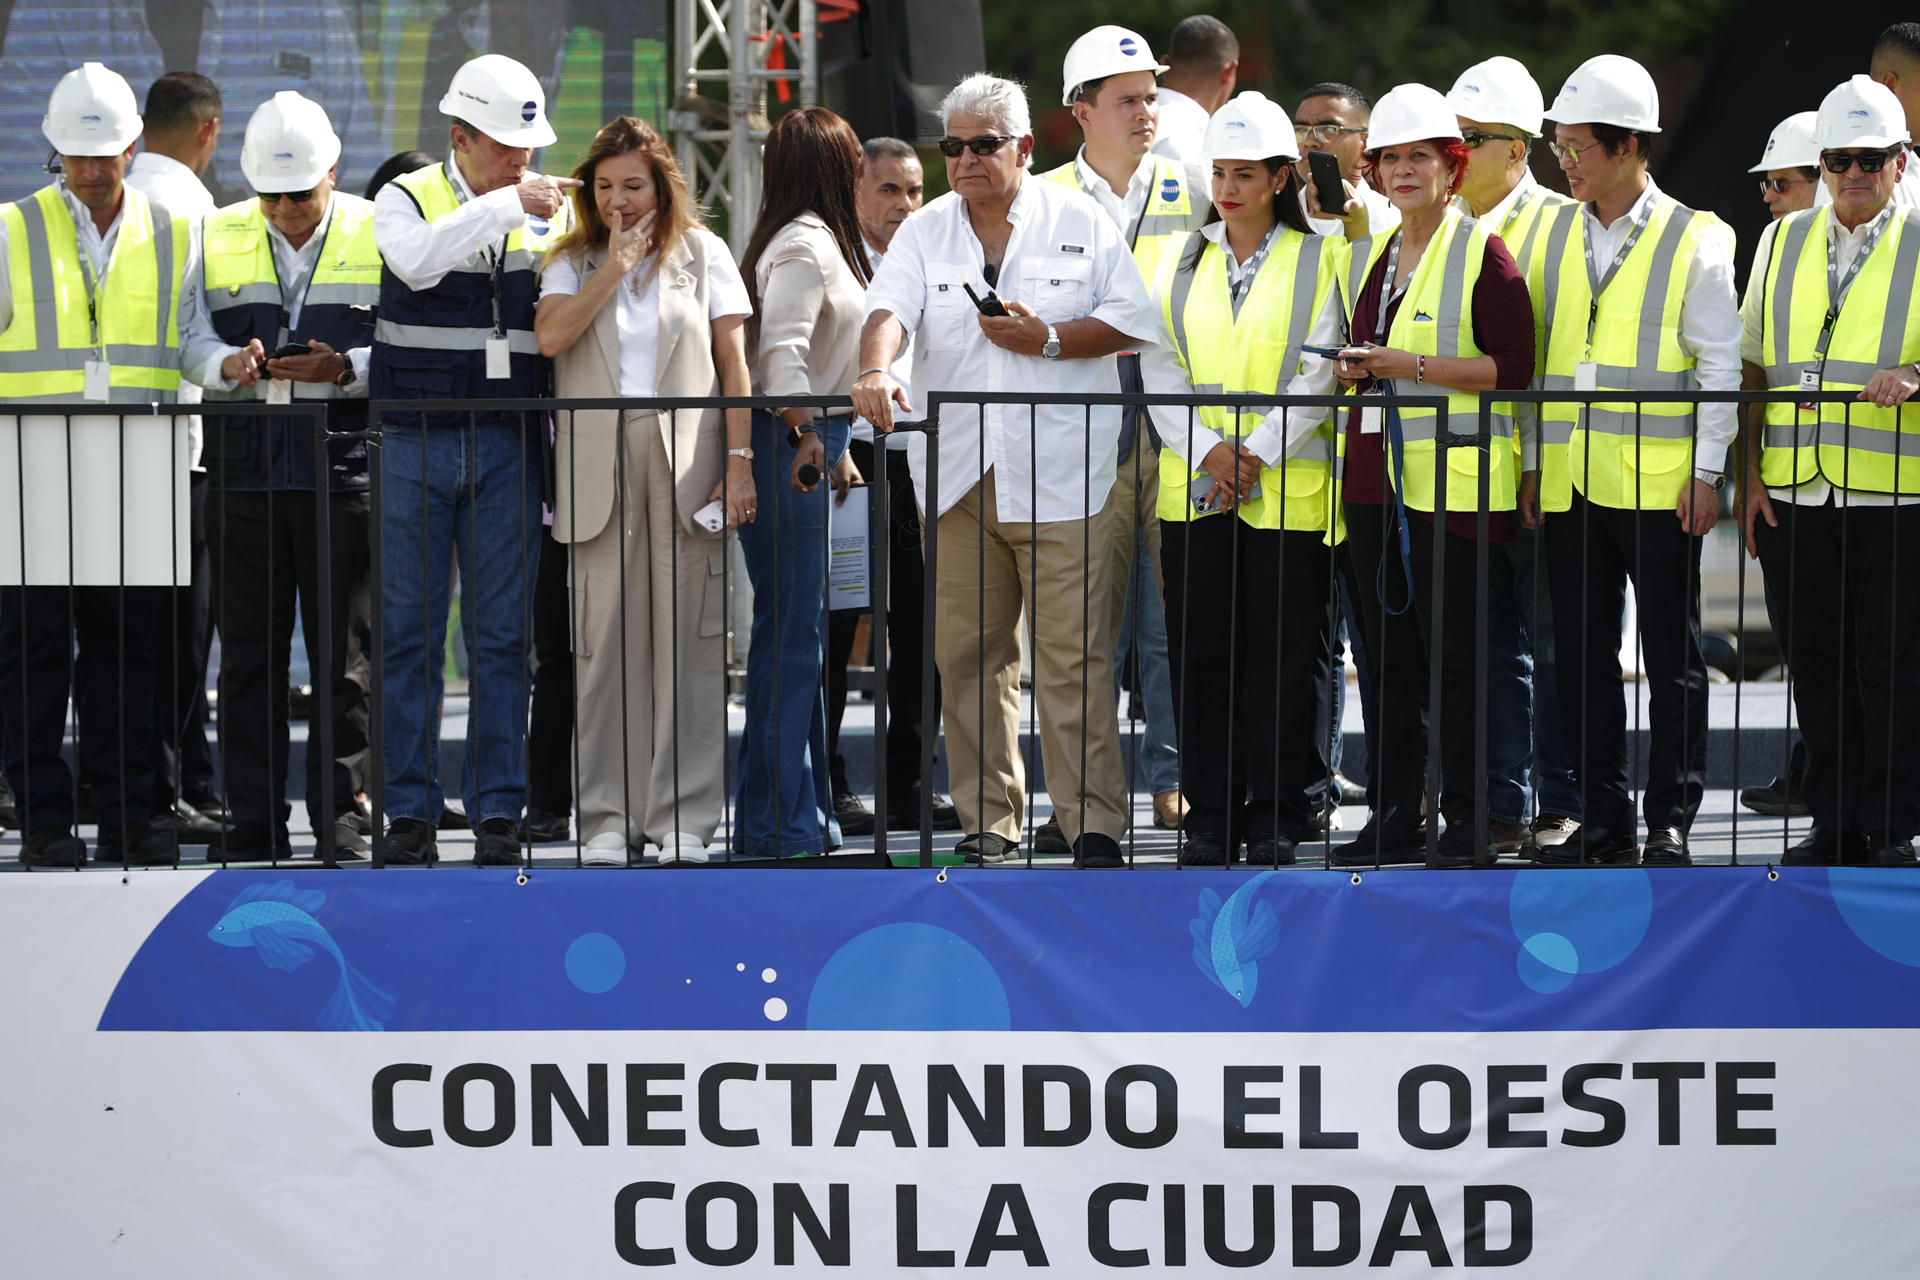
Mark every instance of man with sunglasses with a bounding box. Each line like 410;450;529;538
1752;113;1822;222
1740;75;1920;868
1444;56;1583;858
196;91;378;862
854;72;1156;869
1517;54;1741;869
1039;25;1210;847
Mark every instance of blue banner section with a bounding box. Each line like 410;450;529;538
98;867;1920;1034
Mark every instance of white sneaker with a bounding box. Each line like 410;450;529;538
656;831;709;865
582;832;630;866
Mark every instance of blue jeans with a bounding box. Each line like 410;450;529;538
379;420;543;826
1115;522;1180;795
1500;525;1581;817
735;412;851;855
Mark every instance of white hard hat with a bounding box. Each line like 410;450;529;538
241;92;341;192
439;54;556;148
1545;54;1661;133
1061;25;1168;107
1365;83;1464;152
1205;91;1299;164
1446;56;1545;137
1748;111;1820;173
42;62;141;157
1814;74;1911;151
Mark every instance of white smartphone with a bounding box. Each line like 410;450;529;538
693;499;726;533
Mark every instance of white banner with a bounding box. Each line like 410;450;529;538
0;413;192;585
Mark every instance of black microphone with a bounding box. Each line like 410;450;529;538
797;462;822;486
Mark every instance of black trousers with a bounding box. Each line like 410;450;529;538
1544;490;1707;835
1163;518;1334;844
524;525;574;816
1342;501;1509;830
205;488;371;833
0;585;160;832
825;439;941;801
1754;499;1920;842
147;471;218;810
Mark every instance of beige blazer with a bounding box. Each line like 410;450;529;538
551;228;733;543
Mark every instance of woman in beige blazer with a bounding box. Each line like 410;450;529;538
732;108;872;857
535;115;755;865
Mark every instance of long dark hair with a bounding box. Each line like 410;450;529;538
1180;157;1311;273
739;107;872;346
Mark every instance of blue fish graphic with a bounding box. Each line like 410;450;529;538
207;881;395;1031
1190;870;1283;1007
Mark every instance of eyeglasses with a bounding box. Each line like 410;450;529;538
259;188;318;204
936;134;1014;158
1462;130;1524;149
1757;175;1814;195
1547;139;1607;164
1293;122;1367;145
1821;148;1901;174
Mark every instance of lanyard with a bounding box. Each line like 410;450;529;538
1817;212;1891;360
1498;186;1535;242
1581;202;1650;355
72;212;109;354
1227;222;1282;312
1373;233;1406;339
446;160;509;337
1077;157;1152;249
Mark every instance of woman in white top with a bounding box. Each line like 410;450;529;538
535;115;755;865
733;107;872;856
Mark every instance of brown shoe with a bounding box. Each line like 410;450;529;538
1531;814;1580;848
1153;790;1188;830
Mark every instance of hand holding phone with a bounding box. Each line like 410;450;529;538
1306;150;1348;219
259;342;312;380
692;499;726;533
962;282;1010;317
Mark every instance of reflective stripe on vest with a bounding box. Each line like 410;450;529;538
1532;194;1726;511
1342;210;1514;513
1490;185;1577;469
1041;156;1208;294
0;184;185;402
1157;227;1337;531
1757;206;1920;493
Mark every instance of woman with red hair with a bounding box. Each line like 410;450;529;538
1314;83;1536;869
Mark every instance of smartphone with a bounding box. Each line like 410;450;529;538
962;282;1010;317
1307;150;1347;218
692;499;726;533
1301;344;1349;359
1189;474;1263;513
259;342;312;379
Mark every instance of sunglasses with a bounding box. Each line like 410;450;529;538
1821;148;1901;174
259;188;318;204
1757;175;1813;195
1462;130;1524;149
937;134;1014;158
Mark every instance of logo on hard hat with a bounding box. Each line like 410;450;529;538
1461;83;1483;96
274;151;294;162
522;100;538;123
1225;120;1245;132
1119;36;1139;56
80;113;101;125
1847;108;1870;120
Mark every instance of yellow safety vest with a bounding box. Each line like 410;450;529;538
0;182;188;402
1755;205;1920;494
1340;208;1514;513
1042;154;1208;294
1471;181;1577;470
1530;193;1734;511
1152;226;1338;532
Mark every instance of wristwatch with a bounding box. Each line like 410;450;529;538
335;353;355;386
1041;324;1062;361
785;422;819;448
1693;468;1725;492
726;446;755;461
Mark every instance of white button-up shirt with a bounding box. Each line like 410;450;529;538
1072;149;1153;235
125;152;215;223
864;174;1156;523
372;154;530;292
1150;86;1210;168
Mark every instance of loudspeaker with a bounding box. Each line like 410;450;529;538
819;0;986;144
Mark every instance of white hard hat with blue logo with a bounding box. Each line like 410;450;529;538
1062;25;1169;106
1815;74;1910;151
1204;92;1298;164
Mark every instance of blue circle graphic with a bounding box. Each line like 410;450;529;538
1828;869;1920;968
1509;870;1652;993
807;923;1010;1030
565;932;627;994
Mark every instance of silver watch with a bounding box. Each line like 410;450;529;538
1041;324;1062;360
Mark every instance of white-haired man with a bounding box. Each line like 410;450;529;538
852;73;1157;868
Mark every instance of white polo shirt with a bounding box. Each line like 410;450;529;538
864;174;1155;523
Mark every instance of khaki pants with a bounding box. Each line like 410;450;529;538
568;412;728;845
1102;428;1165;628
933;468;1128;843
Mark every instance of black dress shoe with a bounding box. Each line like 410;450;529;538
1739;772;1809;818
1244;834;1298;867
19;826;85;868
0;775;17;829
152;800;227;844
1640;826;1692;867
473;818;523;867
1534;828;1638;867
1867;836;1918;867
518;807;570;844
380;818;439;865
1032;818;1072;857
1177;831;1231;867
1333;772;1369;806
1073;832;1126;869
436;799;468;831
1427;822;1490;870
208;823;293;862
957;832;1016;865
1330;819;1426;867
832;790;876;837
97;825;179;867
1781;830;1840;866
887;788;962;832
182;790;233;825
